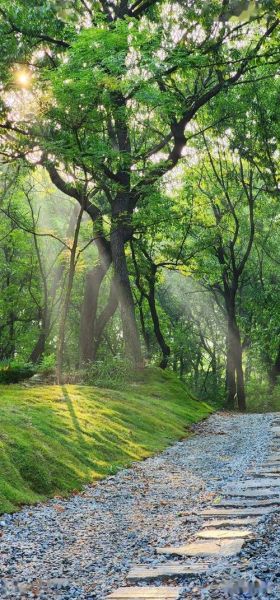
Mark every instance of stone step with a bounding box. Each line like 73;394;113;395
156;538;245;557
127;562;211;582
201;517;259;528
106;587;182;599
271;427;280;434
224;488;279;498
265;455;280;463
200;506;273;517
216;498;280;508
236;478;280;488
247;470;280;476
196;528;252;539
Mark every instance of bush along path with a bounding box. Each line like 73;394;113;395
1;412;280;599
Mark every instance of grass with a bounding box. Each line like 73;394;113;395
0;367;212;514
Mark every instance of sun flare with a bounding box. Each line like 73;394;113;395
15;69;31;88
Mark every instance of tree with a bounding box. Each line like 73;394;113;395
0;0;278;367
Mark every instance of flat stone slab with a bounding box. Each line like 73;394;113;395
157;538;245;557
107;588;182;599
217;498;280;507
246;468;280;476
202;517;259;528
197;528;252;539
271;427;280;434
201;507;273;517
225;488;279;498
238;478;280;488
127;562;210;581
265;455;280;462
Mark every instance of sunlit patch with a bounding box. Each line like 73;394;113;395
15;69;31;88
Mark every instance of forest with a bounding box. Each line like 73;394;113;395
0;0;279;414
2;2;280;599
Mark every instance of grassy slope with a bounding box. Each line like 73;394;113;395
0;368;212;514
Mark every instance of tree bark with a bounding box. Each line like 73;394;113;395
29;313;49;363
79;264;108;364
110;223;143;366
91;275;118;360
269;344;280;387
147;269;170;369
56;206;84;383
226;309;246;411
79;220;112;362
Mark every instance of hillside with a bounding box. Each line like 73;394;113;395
0;369;212;513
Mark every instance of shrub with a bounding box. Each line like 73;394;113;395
0;361;35;384
37;353;56;376
83;355;133;389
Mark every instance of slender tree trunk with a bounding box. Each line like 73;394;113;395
269;344;280;388
79;235;112;363
226;310;246;411
147;270;170;369
56;207;84;384
79;265;107;363
91;275;118;361
29;314;49;363
110;223;143;367
137;292;151;357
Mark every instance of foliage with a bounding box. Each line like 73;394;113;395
0;360;35;384
37;353;56;376
83;355;134;389
0;1;279;408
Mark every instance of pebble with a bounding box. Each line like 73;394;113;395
0;413;279;599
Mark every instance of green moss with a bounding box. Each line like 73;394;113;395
0;368;212;514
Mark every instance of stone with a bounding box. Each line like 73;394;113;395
106;588;182;599
265;455;280;463
200;507;273;517
238;478;280;488
201;517;259;528
196;528;253;539
225;489;279;498
246;469;280;477
127;562;211;581
216;498;280;507
156;538;245;557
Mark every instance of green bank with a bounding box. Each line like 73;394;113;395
0;368;212;514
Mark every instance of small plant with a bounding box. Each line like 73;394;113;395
37;353;56;376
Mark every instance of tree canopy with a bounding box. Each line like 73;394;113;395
0;0;279;409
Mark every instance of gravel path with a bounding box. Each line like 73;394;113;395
0;412;279;599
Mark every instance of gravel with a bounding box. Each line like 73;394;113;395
0;411;279;599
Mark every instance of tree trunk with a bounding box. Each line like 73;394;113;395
147;270;170;369
29;325;48;363
110;223;143;367
92;275;118;361
269;344;280;388
79;265;107;364
57;207;84;383
79;234;112;363
226;312;246;411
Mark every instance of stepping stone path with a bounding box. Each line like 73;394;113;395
156;538;245;557
127;563;210;582
106;417;280;599
196;528;252;539
107;588;182;598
